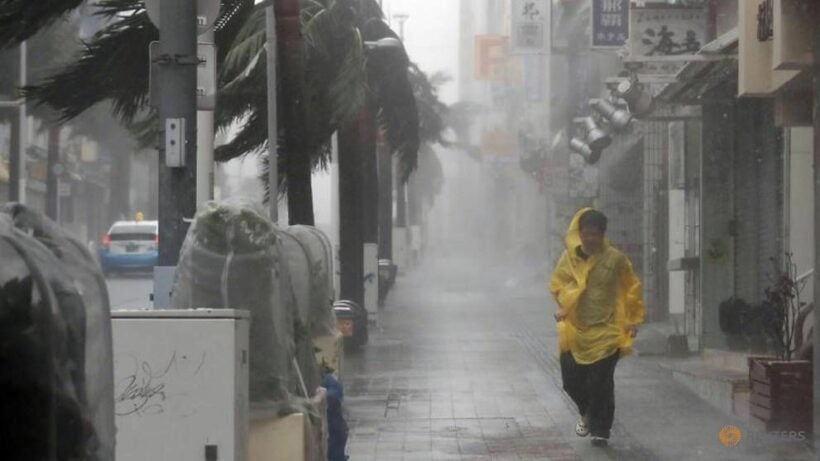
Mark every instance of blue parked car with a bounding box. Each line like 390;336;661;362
98;220;159;274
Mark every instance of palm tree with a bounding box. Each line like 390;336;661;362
0;12;83;219
13;0;420;228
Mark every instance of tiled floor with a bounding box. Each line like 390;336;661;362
342;257;815;460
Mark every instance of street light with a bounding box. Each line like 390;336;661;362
255;0;279;222
363;37;402;51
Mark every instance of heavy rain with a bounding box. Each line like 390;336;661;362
0;0;818;460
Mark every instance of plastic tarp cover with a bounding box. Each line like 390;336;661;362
276;230;322;398
287;225;337;338
0;213;99;460
172;200;294;403
1;203;116;460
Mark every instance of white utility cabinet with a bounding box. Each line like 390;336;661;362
112;309;250;461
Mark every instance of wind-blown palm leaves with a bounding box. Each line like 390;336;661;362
216;0;370;165
22;1;156;124
22;0;254;124
18;0;421;219
0;11;81;124
219;0;419;184
409;64;449;146
357;13;418;181
0;0;84;49
407;64;449;207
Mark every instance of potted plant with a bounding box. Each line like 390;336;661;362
748;254;813;434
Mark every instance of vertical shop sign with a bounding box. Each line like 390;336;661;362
511;0;550;54
591;0;629;48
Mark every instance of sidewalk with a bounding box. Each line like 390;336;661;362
342;256;814;460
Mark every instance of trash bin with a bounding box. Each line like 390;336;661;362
333;300;368;348
377;259;397;304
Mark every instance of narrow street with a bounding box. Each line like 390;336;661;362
106;273;153;310
344;254;814;461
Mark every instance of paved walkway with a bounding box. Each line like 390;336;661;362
343;256;814;460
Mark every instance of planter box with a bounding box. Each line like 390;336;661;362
249;387;328;461
748;356;812;433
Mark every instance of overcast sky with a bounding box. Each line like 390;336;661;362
380;0;461;104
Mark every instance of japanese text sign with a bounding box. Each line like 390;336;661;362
511;0;550;54
592;0;629;48
629;6;707;75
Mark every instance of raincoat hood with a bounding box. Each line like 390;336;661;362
564;207;610;254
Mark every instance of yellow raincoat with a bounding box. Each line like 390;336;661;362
548;208;646;365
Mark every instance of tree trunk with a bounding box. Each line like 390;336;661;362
395;167;407;227
362;109;378;244
408;170;421;227
277;0;314;225
812;15;820;445
46;124;60;221
338;108;372;305
377;140;393;259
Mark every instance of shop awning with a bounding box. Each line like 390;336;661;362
655;28;739;105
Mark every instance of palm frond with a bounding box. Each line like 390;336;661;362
0;0;84;49
416;143;444;206
220;7;266;80
22;7;156;123
409;63;450;146
215;111;268;162
359;18;419;182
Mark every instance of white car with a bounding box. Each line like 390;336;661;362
98;220;159;273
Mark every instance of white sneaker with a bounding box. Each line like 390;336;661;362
575;420;590;437
591;436;608;446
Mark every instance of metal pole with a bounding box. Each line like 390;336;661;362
46;125;60;221
812;19;820;447
157;0;197;266
392;14;408;266
197;30;216;208
265;4;279;224
378;141;393;259
10;41;27;203
338;113;365;305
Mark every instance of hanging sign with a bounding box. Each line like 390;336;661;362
629;5;707;75
511;0;550;54
591;0;629;48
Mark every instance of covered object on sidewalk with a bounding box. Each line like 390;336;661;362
172;200;337;460
0;204;115;460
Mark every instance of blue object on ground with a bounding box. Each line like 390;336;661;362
322;374;349;461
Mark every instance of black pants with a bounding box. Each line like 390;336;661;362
560;350;619;438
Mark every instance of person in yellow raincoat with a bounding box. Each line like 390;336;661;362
549;208;645;446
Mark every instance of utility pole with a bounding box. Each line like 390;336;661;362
377;139;392;260
812;16;820;447
197;29;216;207
7;41;27;203
265;1;279;223
392;13;409;269
157;0;197;265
